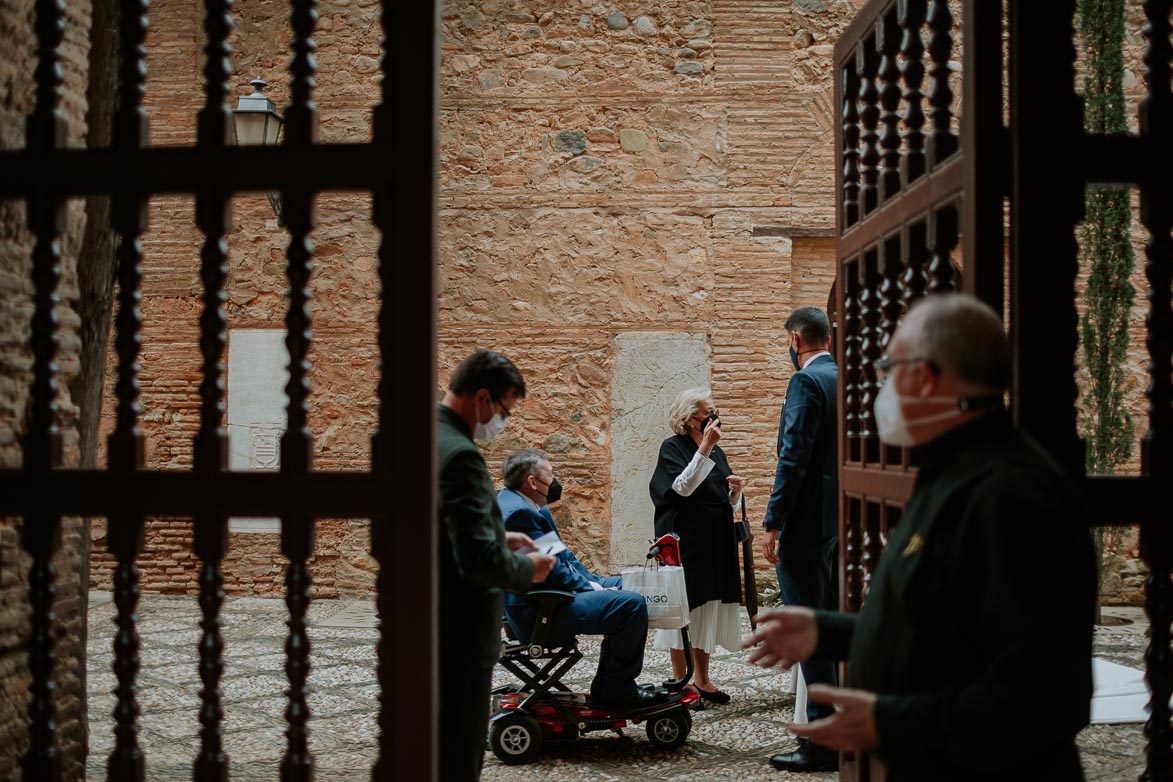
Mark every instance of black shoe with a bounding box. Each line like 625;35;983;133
591;687;670;711
696;686;731;705
769;741;837;772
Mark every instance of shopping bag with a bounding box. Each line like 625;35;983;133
620;564;689;630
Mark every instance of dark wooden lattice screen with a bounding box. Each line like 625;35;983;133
835;1;1173;781
0;1;438;780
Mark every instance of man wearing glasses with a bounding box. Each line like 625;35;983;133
438;349;556;781
744;294;1095;782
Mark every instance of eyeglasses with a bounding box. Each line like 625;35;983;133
489;396;512;419
694;408;720;420
875;356;940;382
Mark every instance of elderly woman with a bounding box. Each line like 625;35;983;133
649;387;744;704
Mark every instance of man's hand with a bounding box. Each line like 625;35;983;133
761;528;779;565
505;531;535;552
790;685;879;752
527;552;555;583
741;606;817;669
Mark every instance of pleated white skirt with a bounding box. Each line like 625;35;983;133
652;599;741;654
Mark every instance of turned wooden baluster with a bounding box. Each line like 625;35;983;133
876;10;902;201
106;1;150;779
21;1;67;778
902;221;929;309
857;35;881;216
843;261;863;461
926;0;957;165
899;0;927;183
842;65;862;228
861;502;883;601
927;205;958;293
844;498;864;612
193;2;233;779
858;253;883;459
879;236;905;351
280;3;320;780
1141;1;1173;777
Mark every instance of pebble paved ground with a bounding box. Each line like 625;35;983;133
85;594;1147;780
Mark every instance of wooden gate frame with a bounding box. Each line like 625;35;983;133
834;1;1172;780
0;1;439;780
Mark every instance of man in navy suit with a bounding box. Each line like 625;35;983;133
761;306;840;772
497;448;667;710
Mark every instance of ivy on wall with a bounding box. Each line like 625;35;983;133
1077;0;1134;603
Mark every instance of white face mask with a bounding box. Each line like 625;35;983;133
474;397;509;442
874;378;968;447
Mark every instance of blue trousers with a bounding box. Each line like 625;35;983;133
776;536;840;722
508;575;649;699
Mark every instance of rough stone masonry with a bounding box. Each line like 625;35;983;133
83;0;1151;603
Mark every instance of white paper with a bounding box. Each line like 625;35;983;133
532;530;567;557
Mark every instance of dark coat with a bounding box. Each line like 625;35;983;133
763;353;839;542
649;435;741;610
814;412;1096;782
437;405;533;669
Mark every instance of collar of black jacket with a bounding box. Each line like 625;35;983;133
911;407;1012;471
438;402;473;439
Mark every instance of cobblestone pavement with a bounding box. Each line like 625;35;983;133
85;595;1147;780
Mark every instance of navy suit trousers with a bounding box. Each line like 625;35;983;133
776;537;840;721
508;575;649;699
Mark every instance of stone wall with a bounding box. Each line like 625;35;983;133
0;1;92;779
89;0;856;595
86;0;1152;602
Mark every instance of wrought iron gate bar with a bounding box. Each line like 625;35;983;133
369;1;440;778
106;0;150;777
21;0;68;778
0;470;397;517
192;3;235;778
0;144;395;197
280;2;320;778
838;154;964;257
6;0;438;778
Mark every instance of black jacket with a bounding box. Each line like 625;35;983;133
437;405;533;669
815;411;1096;782
763;354;839;541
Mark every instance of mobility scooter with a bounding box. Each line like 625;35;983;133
487;533;699;764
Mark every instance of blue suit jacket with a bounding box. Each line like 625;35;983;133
763;353;839;542
497;488;601;610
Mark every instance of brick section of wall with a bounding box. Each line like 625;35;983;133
93;0;1150;606
1;2;92;779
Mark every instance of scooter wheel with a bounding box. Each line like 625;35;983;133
489;711;543;765
645;710;690;749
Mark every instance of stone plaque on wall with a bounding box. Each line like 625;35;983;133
227;329;289;533
610;332;710;569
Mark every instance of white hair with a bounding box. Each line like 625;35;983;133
668;387;712;436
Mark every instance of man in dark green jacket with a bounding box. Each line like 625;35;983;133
438;350;555;781
744;294;1096;781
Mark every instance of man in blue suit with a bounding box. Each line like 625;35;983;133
761;306;840;772
497;448;667;710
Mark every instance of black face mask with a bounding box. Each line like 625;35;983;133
790;345;800;370
700;413;720;432
544;478;563;505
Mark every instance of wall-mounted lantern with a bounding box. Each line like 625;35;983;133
232;77;284;225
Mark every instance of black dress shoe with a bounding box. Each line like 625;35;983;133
591;687;670;711
769;741;837;772
696;686;731;705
